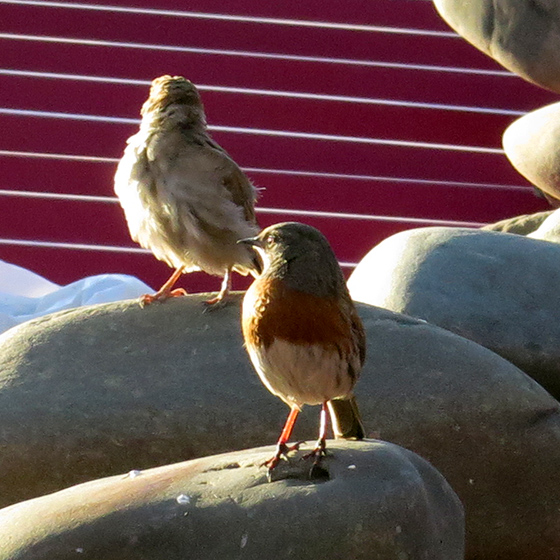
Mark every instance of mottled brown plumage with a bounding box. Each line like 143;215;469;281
240;222;366;475
114;75;259;306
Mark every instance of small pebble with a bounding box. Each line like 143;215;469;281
176;494;191;505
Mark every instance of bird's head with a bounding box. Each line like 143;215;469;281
141;75;204;122
238;222;346;296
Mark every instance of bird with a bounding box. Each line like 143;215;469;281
240;222;366;476
114;75;260;307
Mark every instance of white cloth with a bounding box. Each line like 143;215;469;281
0;260;153;334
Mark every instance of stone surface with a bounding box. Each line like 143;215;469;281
433;0;560;92
528;208;560;242
503;102;560;201
1;293;560;558
348;226;560;399
0;441;464;560
481;210;553;235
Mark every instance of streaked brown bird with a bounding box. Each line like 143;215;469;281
114;75;259;307
240;222;366;475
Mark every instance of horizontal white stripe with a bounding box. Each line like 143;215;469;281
0;237;149;253
0;189;116;203
0;107;137;124
244;167;530;192
0;150;530;191
0;68;149;85
0;0;456;37
0;188;485;226
0;108;504;154
0;236;359;267
214;126;504;154
257;207;484;227
0;33;511;76
0;150;116;163
0;68;524;116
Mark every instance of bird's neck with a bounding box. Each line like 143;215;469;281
140;105;207;134
263;257;343;299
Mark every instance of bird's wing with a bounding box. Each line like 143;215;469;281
330;294;366;380
222;163;258;226
200;136;258;226
351;307;367;368
144;130;258;239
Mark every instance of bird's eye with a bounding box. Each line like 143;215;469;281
266;235;275;246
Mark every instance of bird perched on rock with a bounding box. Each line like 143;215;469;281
114;75;259;307
240;222;366;476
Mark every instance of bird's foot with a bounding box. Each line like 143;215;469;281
262;441;305;477
301;439;328;464
202;291;231;311
301;439;329;479
139;288;187;307
203;272;232;311
202;296;229;310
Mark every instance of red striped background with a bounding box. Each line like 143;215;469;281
0;0;554;291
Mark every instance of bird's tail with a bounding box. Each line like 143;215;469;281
328;396;365;440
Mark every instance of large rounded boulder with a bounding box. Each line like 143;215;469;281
503;102;560;203
433;0;560;92
0;441;464;560
481;210;553;235
1;294;560;558
527;208;560;242
348;226;560;397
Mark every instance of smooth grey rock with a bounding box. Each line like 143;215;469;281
528;208;560;242
1;293;560;558
348;226;560;399
503;103;560;202
481;210;553;235
433;0;560;92
0;441;465;560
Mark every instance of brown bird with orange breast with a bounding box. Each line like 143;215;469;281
240;222;366;476
114;75;259;307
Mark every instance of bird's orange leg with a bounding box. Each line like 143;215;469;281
204;268;232;308
263;406;302;472
302;402;330;464
140;267;186;306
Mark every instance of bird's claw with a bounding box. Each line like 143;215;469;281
262;441;305;475
301;440;330;479
202;297;229;311
301;439;328;464
139;288;187;307
202;290;232;311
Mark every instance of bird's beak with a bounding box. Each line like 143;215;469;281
237;236;261;247
237;237;264;275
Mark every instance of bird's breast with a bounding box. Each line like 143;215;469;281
242;277;360;407
242;277;354;351
245;338;354;407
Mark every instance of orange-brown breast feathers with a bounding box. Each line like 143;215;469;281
243;277;365;373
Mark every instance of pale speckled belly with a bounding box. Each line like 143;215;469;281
115;174;257;275
247;339;353;408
